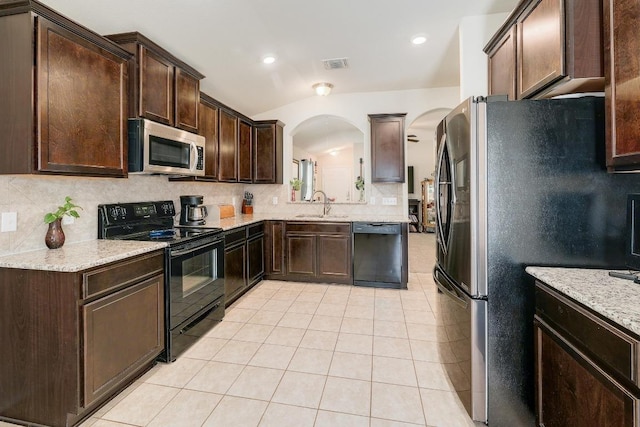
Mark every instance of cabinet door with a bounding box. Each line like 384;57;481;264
317;234;352;283
370;114;406;183
604;0;640;170
224;244;246;303
218;109;238;182
286;234;316;276
488;26;517;100
139;46;174;126
198;101;219;178
83;275;163;407
238;120;253;183
254;123;283;184
265;221;285;276
534;320;637;427
37;18;128;176
175;68;199;133
517;0;564;98
247;236;265;287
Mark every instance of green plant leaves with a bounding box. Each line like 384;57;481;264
43;196;83;224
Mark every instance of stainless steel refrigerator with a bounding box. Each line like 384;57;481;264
432;96;640;426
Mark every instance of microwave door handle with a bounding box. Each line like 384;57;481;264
190;141;198;172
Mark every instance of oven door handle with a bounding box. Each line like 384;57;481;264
171;239;223;257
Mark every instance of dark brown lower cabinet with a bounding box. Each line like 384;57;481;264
0;251;164;427
224;227;247;305
247;230;264;287
264;220;285;277
83;276;163;407
287;234;316;277
224;222;264;306
534;282;640;427
284;222;352;284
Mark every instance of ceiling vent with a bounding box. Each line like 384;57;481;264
322;57;349;70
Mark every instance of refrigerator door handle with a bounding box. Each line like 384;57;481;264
435;132;449;252
433;265;468;309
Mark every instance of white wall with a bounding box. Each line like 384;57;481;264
459;13;510;101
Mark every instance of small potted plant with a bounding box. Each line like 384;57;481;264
290;178;303;202
44;196;82;249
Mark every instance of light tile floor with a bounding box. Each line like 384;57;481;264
0;233;475;427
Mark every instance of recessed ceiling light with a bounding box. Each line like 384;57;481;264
411;35;428;45
263;56;276;64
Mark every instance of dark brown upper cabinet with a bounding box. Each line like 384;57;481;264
487;26;517;100
604;0;640;172
0;1;130;177
369;113;407;183
198;94;220;179
106;32;204;133
485;0;603;100
238;119;253;183
253;120;284;184
218;108;239;182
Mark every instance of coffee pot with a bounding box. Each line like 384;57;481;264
179;195;208;226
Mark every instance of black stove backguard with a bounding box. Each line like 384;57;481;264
98;200;226;362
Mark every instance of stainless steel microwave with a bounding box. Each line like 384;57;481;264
128;118;205;176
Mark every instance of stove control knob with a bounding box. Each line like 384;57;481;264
109;207;120;219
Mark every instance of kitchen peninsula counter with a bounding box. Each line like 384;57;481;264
526;266;640;336
0;240;166;272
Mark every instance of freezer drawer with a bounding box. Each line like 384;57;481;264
433;265;487;423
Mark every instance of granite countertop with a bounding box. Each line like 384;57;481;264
210;214;410;231
526;266;640;336
0;240;167;272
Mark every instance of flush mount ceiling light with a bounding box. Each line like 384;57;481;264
313;82;333;96
262;55;276;64
411;34;428;45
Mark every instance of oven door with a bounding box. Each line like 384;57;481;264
169;237;225;331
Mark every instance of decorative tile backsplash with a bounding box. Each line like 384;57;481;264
0;175;405;256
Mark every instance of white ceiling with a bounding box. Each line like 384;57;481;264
40;0;518;117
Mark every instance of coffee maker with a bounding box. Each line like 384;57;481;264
179;195;208;226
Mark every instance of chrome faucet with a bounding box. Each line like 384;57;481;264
312;190;331;216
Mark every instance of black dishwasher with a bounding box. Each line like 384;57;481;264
353;222;407;289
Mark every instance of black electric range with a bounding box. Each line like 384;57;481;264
98;201;226;362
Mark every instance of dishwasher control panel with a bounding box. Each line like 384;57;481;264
353;222;401;234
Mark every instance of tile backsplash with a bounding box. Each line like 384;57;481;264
0;175;405;256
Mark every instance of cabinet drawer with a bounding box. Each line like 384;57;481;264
286;222;350;234
83;251;164;299
535;282;640;386
225;226;246;247
247;222;264;239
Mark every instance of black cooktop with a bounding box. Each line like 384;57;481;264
117;226;223;242
98;201;222;245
